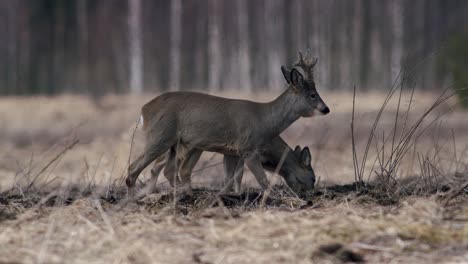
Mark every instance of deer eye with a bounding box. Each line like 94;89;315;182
310;94;317;99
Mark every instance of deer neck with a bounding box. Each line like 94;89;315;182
262;89;301;138
278;150;299;177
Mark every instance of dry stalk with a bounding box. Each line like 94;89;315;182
260;146;289;208
26;138;79;192
351;48;462;197
119;117;141;186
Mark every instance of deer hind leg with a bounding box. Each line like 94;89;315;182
126;136;176;198
162;146;182;188
178;148;203;196
149;152;169;193
245;153;269;190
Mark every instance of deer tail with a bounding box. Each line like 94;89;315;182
139;110;149;131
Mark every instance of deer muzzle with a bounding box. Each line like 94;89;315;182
321;106;330;115
318;100;330;115
310;102;330;116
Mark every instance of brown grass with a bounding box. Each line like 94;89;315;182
0;91;467;263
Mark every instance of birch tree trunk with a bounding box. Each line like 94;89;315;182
292;0;304;52
391;0;403;83
237;0;251;92
128;0;143;93
405;0;425;89
194;7;206;90
369;2;385;89
0;3;4;93
169;0;181;91
77;0;88;93
52;3;65;93
313;0;331;90
17;1;29;94
6;1;18;94
351;0;363;86
208;0;221;92
336;2;350;90
265;0;285;90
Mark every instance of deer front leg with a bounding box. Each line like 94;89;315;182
245;154;269;190
233;159;244;193
222;155;239;193
221;155;244;193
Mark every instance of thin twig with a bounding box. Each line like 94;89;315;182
351;85;359;190
87;152;104;192
260;146;290;208
119;118;141;187
390;75;404;167
26;139;79;192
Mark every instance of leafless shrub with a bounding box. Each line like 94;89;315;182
351;64;465;201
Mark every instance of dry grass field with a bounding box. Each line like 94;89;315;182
0;90;467;263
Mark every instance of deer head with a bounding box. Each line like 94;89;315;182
280;50;330;117
284;145;315;193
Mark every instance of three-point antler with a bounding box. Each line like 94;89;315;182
293;50;318;81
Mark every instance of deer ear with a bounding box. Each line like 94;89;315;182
301;147;311;166
290;68;304;88
281;66;291;84
294;145;301;156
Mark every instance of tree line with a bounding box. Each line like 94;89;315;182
1;0;467;96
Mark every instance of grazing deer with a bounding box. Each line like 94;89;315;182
149;137;315;194
126;51;329;197
223;139;314;193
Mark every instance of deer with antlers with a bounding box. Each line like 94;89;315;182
126;50;329;197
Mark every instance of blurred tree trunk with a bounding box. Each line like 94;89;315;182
6;1;19;94
1;0;468;95
391;0;403;83
265;0;285;90
314;0;331;90
341;1;354;90
76;0;88;93
369;1;386;89
169;0;181;91
52;2;65;94
351;0;363;86
403;0;425;89
291;0;304;53
194;8;206;90
0;2;4;93
16;1;29;95
237;0;251;92
250;1;267;89
128;0;143;93
208;0;221;92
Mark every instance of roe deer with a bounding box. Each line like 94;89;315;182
223;139;314;193
126;51;329;197
149;137;315;193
